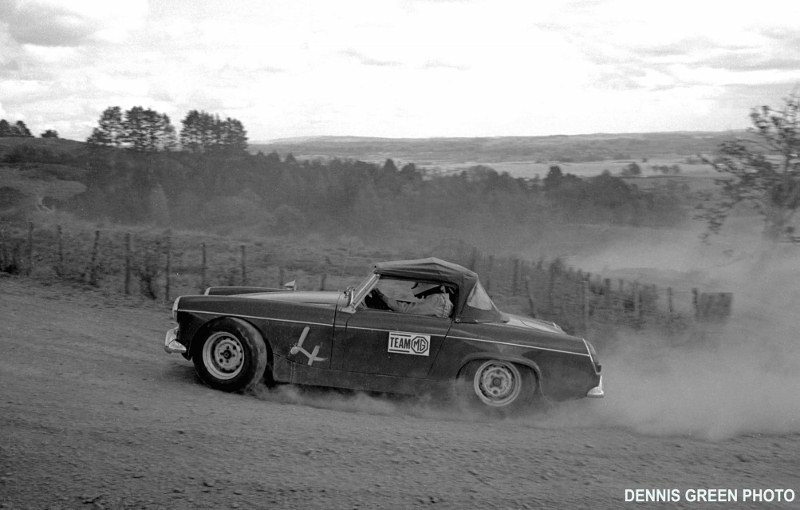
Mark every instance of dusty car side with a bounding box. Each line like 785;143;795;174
164;257;603;409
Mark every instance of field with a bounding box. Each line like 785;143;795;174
2;276;799;509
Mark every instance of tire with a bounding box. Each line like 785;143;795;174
192;317;267;393
457;360;536;412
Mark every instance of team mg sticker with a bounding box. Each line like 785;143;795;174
388;331;431;356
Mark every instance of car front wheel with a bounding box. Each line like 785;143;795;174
458;360;536;411
193;317;267;393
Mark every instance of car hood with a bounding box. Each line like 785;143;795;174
502;313;565;335
240;290;345;306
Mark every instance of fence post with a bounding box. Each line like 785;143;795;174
485;255;494;292
26;222;33;276
511;258;520;296
164;232;172;302
56;225;64;278
469;248;479;271
667;287;674;314
124;233;132;295
319;273;327;291
582;278;590;330
0;227;5;269
201;242;207;291
525;276;537;318
633;282;641;320
88;230;100;286
240;245;247;285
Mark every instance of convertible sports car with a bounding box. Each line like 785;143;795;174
164;257;603;410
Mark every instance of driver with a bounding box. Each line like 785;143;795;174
373;282;453;318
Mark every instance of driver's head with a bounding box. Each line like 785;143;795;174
412;282;442;298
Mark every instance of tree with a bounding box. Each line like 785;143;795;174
41;130;59;138
179;110;248;154
0;119;33;137
620;162;642;177
123;106;177;152
14;121;32;137
87;106;125;147
698;91;800;240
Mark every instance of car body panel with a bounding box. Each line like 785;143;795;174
166;257;603;402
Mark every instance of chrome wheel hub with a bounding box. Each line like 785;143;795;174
203;332;244;380
474;361;522;406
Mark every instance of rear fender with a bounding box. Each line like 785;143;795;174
456;354;542;395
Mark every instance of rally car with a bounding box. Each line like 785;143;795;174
164;257;603;410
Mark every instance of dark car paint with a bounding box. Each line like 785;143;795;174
171;258;602;400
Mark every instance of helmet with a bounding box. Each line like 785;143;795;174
412;282;441;298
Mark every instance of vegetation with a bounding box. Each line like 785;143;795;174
1;119;692;237
699;92;800;240
0;119;33;137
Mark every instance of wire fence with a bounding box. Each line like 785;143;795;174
0;222;732;335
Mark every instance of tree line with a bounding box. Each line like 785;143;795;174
0;119;59;138
86;106;248;154
18;90;800;242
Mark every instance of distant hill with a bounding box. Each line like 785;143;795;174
250;131;745;169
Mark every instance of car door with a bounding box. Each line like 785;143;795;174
332;308;452;378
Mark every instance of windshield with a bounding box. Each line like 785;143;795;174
460;280;504;322
466;281;495;310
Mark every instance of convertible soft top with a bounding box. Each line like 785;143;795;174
374;257;477;288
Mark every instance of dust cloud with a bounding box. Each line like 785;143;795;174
254;232;800;440
532;235;800;440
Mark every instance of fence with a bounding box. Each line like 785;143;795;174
0;222;731;335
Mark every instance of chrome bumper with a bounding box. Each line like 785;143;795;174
586;376;604;398
164;327;187;354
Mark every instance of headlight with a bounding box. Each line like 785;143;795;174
171;296;181;321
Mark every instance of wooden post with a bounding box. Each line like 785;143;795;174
201;242;207;291
164;233;172;302
469;248;479;271
88;230;100;286
124;233;132;295
511;258;520;296
485;255;494;293
525;276;537;318
667;287;674;314
633;282;641;320
240;245;247;285
26;222;33;276
582;278;590;330
0;227;5;269
56;225;64;277
319;273;327;291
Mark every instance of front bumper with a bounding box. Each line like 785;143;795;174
164;327;187;354
586;376;604;398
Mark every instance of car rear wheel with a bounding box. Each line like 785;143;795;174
193;317;267;393
458;360;536;411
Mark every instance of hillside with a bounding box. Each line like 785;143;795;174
251;131;743;169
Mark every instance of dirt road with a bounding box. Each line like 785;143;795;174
1;276;798;509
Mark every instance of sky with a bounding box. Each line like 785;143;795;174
1;0;799;142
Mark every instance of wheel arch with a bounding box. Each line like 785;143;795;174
456;353;543;396
190;316;274;370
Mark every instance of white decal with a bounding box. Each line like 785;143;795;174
388;332;431;356
290;326;327;365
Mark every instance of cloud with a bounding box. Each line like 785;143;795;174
341;49;403;68
0;0;146;48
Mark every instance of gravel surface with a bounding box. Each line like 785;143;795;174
1;276;798;509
